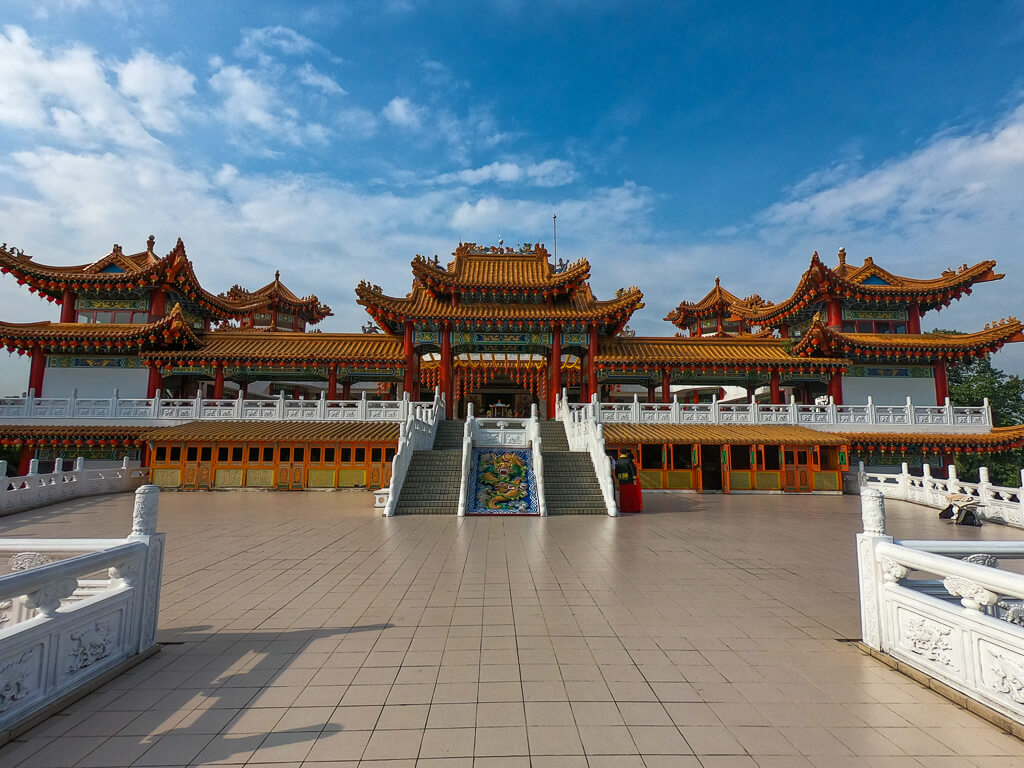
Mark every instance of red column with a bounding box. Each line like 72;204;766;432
828;370;844;405
647;385;656;403
908;302;922;334
662;367;671;403
18;445;33;476
548;325;562;418
28;344;45;396
934;361;948;405
693;390;700;404
826;298;843;328
779;323;789;338
716;312;723;335
402;322;415;396
440;322;453;419
342;381;352;400
770;370;782;404
213;363;225;399
328;365;338;399
587;323;598;402
146;363;163;398
59;287;76;323
148;287;167;322
271;309;278;329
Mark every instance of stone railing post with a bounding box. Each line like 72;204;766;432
276;391;286;419
26;388;35;418
128;484;165;652
400;391;410;421
857;488;891;651
27;459;38;476
978;466;992;510
858;460;865;489
711;394;720;423
317;391;327;420
947;464;958;492
0;460;6;478
151;389;161;418
108;388;118;418
827;395;837;422
983;397;992;427
945;396;955;424
631;394;640;422
235;390;244;418
121;456;130;470
750;395;757;424
865;395;875;425
193;391;202;418
670;395;680;423
358;391;368;420
899;461;910;498
788;394;797;423
54;457;64;473
74;457;85;471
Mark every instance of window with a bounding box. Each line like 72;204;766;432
819;446;837;470
217;446;229;462
186;446;198;462
262;446;273;463
200;446;212;462
293;447;305;462
231;446;243;462
114;310;130;323
323;447;334;463
730;445;752;470
354;447;365;462
761;445;780;470
385;447;395;462
371;447;383;463
340;447;352;463
77;312;92;323
95;311;113;323
248;446;259;463
310;447;321;462
280;447;291;462
640;444;663;469
671;444;693;469
155;446;167;462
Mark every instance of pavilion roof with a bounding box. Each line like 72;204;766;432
663;277;770;328
140;329;403;366
843;424;1024;454
737;250;1003;326
0;425;148;447
0;304;200;354
0;238;331;323
143;420;401;443
356;281;644;333
603;423;848;445
793;316;1024;362
595;335;847;370
411;242;589;295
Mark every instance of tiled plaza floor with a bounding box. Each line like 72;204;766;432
1;488;1023;767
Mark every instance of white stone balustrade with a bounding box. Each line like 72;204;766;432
381;390;444;517
0;485;164;736
857;489;1024;725
860;462;1024;529
558;392;618;517
2;458;149;518
567;394;992;433
0;389;438;425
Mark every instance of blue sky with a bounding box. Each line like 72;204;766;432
0;1;1022;394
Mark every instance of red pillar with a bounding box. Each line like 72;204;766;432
403;322;415;396
908;302;922;334
213;363;225;399
716;312;723;335
440;322;453;419
934;361;948;405
587;323;598;402
828;370;844;405
59;287;76;323
18;445;33;476
548;325;562;418
647;385;656;403
271;308;278;329
146;363;162;398
662;367;671;403
770;370;782;404
826;298;843;328
148;287;167;322
28;344;45;396
342;381;352;400
779;323;789;338
328;365;338;399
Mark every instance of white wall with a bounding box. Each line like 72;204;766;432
842;371;937;405
43;366;149;398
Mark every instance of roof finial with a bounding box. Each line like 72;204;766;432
274;269;280;282
112;243;122;255
838;247;846;265
715;276;720;287
147;235;155;252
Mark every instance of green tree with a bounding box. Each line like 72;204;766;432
943;348;1024;486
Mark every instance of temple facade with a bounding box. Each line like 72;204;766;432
1;237;1022;493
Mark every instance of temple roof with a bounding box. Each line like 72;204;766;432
0;304;200;353
843;424;1024;453
411;242;589;295
793;317;1024;362
737;250;1004;326
602;423;848;445
663;277;770;328
143;420;401;443
0;238;331;323
596;336;847;369
141;330;403;365
356;281;644;332
0;425;149;445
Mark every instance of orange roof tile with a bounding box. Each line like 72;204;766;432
144;420;400;442
0;425;148;444
141;330;403;364
596;336;846;368
603;423;848;445
411;243;589;293
664;278;771;327
844;425;1024;452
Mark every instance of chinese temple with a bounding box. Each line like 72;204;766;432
1;237;1022;495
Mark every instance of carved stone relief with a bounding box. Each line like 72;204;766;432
901;614;958;671
66;619;114;674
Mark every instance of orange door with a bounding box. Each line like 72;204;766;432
782;446;812;492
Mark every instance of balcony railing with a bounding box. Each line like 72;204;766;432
0;389;439;424
566;393;992;433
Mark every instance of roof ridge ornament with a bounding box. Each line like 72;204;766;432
838;247;846;265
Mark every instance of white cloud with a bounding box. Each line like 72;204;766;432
433;159;576;187
382;96;423;130
237;26;317;60
209;63;278;131
116;51;195;133
298;62;346;95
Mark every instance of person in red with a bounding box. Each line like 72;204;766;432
615;448;643;513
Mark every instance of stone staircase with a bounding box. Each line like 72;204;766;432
538;421;607;515
393;420;464;515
